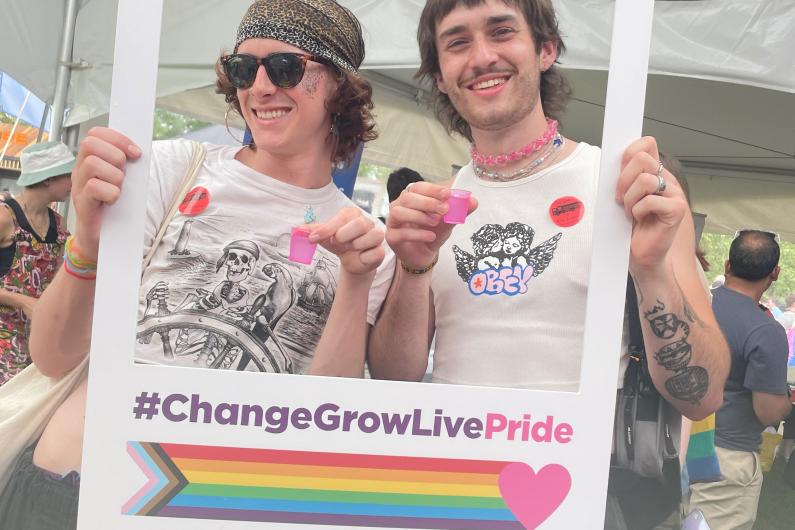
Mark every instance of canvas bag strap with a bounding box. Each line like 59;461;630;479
621;275;648;462
626;275;645;350
625;274;669;394
622;275;677;462
142;141;206;270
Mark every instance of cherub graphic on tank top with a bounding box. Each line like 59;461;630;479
452;222;562;297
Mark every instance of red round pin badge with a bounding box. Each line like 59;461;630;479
179;186;210;216
549;196;584;228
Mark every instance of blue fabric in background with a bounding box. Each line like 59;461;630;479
0;72;49;131
331;143;363;199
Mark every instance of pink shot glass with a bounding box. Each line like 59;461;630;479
443;189;472;224
289;227;317;264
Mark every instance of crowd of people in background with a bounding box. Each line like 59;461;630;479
763;294;795;370
690;230;792;529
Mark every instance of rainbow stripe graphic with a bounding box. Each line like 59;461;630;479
685;414;722;483
123;441;535;529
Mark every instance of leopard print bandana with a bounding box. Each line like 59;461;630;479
235;0;365;72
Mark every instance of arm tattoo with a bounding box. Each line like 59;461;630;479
683;297;705;328
643;296;709;405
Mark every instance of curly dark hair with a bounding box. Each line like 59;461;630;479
214;57;377;165
386;167;424;203
416;0;572;141
471;224;504;256
503;222;534;252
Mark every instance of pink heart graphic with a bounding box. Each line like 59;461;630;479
498;462;572;529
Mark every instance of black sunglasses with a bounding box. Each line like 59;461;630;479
221;52;333;90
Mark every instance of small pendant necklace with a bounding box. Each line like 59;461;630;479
17;197;49;238
304;206;316;224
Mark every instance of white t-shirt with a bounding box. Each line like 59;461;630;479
134;140;394;374
431;143;629;390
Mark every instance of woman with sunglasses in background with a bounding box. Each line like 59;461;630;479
0;2;393;528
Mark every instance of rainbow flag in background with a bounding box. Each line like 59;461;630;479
123;441;553;529
685;414;722;483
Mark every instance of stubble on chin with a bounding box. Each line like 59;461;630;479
454;98;536;133
448;82;540;134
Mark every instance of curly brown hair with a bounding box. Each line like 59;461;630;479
416;0;572;141
214;57;377;165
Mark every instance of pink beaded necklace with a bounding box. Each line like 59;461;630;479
471;118;558;167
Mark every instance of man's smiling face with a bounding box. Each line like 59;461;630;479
433;0;555;135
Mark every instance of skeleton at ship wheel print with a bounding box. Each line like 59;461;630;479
137;240;297;373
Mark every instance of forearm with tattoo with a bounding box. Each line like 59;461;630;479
642;294;709;405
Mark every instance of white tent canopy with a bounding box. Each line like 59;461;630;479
1;0;793;236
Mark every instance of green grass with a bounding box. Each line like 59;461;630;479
756;455;795;529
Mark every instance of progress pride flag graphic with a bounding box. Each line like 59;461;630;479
124;441;573;529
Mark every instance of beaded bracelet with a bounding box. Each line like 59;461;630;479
400;253;439;275
63;236;97;280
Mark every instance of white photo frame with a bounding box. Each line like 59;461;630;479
77;0;656;528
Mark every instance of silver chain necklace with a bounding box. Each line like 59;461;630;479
474;134;564;182
16;196;49;237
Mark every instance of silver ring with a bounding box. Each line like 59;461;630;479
654;173;667;196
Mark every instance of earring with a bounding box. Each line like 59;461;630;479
224;107;247;145
328;113;342;164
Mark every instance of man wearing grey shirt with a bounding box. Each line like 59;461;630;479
690;230;792;529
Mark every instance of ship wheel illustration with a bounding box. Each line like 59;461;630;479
137;294;293;373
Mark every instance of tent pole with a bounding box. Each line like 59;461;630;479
50;0;80;142
36;103;51;143
57;124;80;218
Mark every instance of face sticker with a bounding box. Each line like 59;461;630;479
549;196;584;228
179;186;211;216
301;70;322;97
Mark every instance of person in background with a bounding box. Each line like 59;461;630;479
379;167;425;224
775;294;795;465
776;294;795;330
689;230;792;529
386;167;425;203
0;141;72;386
659;152;709;273
763;296;783;318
